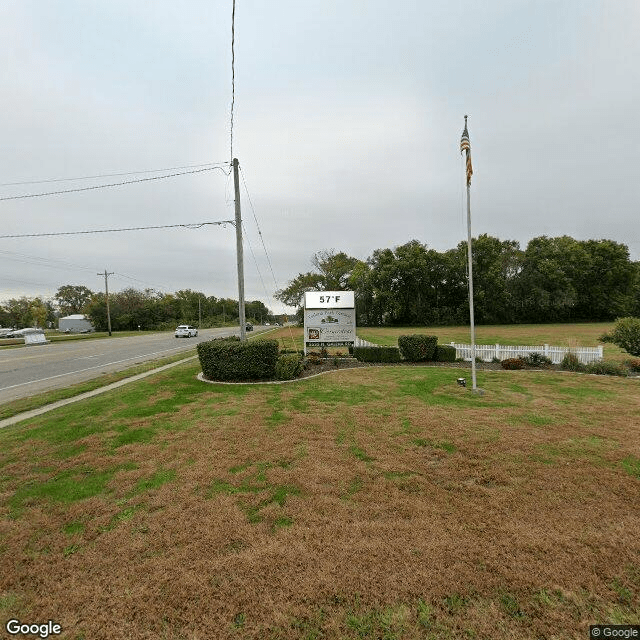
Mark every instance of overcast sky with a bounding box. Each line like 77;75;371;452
1;0;638;314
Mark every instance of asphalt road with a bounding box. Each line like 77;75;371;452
0;326;274;404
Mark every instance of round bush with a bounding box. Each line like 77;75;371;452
501;358;526;370
275;353;304;380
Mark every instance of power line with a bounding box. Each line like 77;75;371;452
230;0;236;162
239;165;280;292
0;220;235;239
0;166;230;202
0;162;229;188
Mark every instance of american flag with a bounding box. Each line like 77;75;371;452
460;117;473;186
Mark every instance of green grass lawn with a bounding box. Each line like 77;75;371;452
0;359;638;639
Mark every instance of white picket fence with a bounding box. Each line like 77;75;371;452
449;342;603;365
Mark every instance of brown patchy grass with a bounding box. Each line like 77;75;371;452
0;363;638;639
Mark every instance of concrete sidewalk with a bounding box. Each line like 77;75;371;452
0;355;197;430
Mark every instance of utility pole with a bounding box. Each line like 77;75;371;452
198;295;202;329
232;158;246;341
98;269;114;336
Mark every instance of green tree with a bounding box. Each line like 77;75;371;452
55;285;94;316
276;250;359;323
573;240;635;320
600;317;640;356
454;234;522;324
4;297;35;328
516;236;584;322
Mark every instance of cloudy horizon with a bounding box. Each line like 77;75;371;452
1;0;638;316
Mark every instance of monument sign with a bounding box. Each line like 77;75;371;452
303;291;356;354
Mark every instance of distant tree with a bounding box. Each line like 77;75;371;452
245;300;271;324
573;240;635;320
455;234;522;324
55;285;94;316
276;250;360;310
4;297;35;328
275;272;324;308
0;304;10;328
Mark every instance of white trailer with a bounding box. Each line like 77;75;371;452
59;314;94;333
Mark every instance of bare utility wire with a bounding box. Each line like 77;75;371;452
239;166;280;291
0;162;229;188
0;220;234;239
0;166;230;202
239;165;297;348
241;221;273;309
230;0;236;162
0;249;171;292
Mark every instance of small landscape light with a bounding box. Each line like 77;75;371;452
457;377;466;387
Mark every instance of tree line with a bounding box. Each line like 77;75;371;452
276;236;640;325
0;285;275;331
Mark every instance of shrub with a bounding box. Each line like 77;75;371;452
600;317;640;357
524;352;553;367
584;360;628;377
275;353;303;380
626;358;640;373
398;335;438;362
501;358;526;370
560;353;586;372
353;346;402;363
436;345;457;362
197;338;279;381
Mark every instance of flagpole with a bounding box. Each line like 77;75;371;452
461;115;477;391
465;177;478;392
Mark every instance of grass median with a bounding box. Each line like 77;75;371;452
0;361;638;639
0;350;197;421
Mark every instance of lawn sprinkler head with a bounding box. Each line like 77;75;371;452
457;377;466;387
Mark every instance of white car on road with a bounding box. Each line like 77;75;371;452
175;325;198;338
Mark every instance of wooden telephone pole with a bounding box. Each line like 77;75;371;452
98;269;114;336
232;158;246;341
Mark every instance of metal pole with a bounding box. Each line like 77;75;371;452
465;184;477;391
232;158;246;341
98;269;114;337
198;296;202;329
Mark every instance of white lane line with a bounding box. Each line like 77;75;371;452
0;345;194;392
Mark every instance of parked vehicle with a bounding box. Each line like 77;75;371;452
2;328;42;338
245;324;253;331
175;325;198;338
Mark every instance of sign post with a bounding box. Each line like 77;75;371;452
303;291;356;356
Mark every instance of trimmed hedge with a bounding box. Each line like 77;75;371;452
398;334;438;362
435;345;457;362
353;346;402;363
275;353;304;380
197;338;279;381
